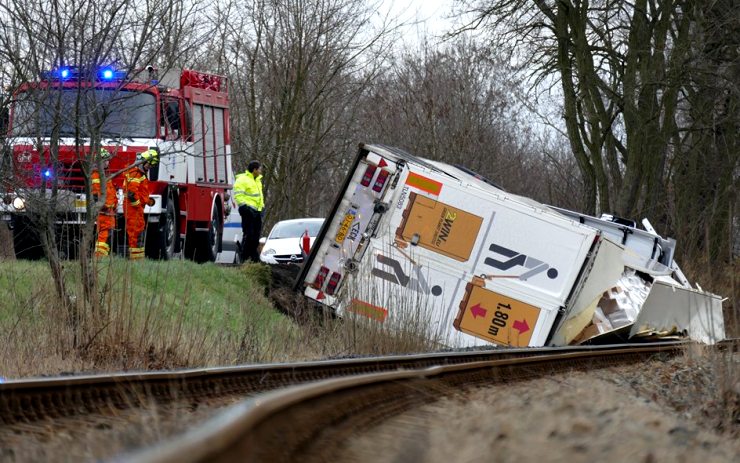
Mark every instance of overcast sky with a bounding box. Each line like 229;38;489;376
380;0;459;45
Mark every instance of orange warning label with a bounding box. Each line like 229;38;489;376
348;299;388;322
405;172;443;196
396;192;482;262
454;282;540;347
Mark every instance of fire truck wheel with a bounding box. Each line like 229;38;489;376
189;205;222;263
205;205;222;262
148;199;178;260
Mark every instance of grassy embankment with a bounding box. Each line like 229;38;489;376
0;259;437;379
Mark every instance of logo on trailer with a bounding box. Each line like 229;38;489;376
371;254;443;296
484;243;559;280
434;209;457;247
347;221;361;242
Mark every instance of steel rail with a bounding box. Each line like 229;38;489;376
0;341;689;426
119;343;698;463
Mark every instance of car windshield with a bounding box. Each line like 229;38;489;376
11;88;156;138
269;220;323;239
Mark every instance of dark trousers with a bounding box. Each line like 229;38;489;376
239;205;263;262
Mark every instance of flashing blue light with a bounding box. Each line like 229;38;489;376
43;169;52;178
59;68;71;79
101;68;114;80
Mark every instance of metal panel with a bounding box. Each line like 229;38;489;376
203;106;214;182
630;280;725;344
214;108;226;184
192;104;204;182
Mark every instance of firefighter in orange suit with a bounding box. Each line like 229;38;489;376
92;148;118;257
124;149;158;260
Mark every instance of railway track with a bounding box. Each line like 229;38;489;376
2;340;734;462
89;339;733;463
0;343;678;428
117;342;716;463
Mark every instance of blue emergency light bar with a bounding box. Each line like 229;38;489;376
40;66;127;82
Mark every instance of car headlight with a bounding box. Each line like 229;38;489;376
12;197;25;211
262;248;276;256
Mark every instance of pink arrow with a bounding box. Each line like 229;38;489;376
513;319;530;334
470;303;487;319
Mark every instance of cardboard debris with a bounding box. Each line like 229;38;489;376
600;270;651;329
548;238;625;345
573;269;725;345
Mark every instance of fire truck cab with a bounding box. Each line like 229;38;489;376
1;66;233;261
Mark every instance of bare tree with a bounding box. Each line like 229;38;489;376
210;0;399;222
0;0;205;339
0;82;15;261
459;0;737;249
457;1;684;216
356;37;580;205
669;1;739;274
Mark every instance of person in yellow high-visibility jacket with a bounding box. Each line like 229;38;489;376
233;160;264;262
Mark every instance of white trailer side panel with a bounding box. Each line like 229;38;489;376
302;145;601;348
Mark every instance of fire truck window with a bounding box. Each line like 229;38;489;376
166;101;180;137
183;102;192;141
11;89;156;138
159;103;167;138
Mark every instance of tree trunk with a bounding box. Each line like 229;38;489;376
0;226;15;261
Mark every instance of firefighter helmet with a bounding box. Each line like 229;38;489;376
139;149;159;165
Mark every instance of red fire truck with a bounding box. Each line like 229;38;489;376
0;66;233;261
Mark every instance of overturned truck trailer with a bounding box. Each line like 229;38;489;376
295;144;726;348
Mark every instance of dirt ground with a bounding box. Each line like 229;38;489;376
341;352;739;463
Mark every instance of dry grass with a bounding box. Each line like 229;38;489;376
2;254;731;382
267;263;445;359
610;345;739;438
0;259;289;378
0;260;439;379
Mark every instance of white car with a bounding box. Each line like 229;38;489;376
259;218;324;264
